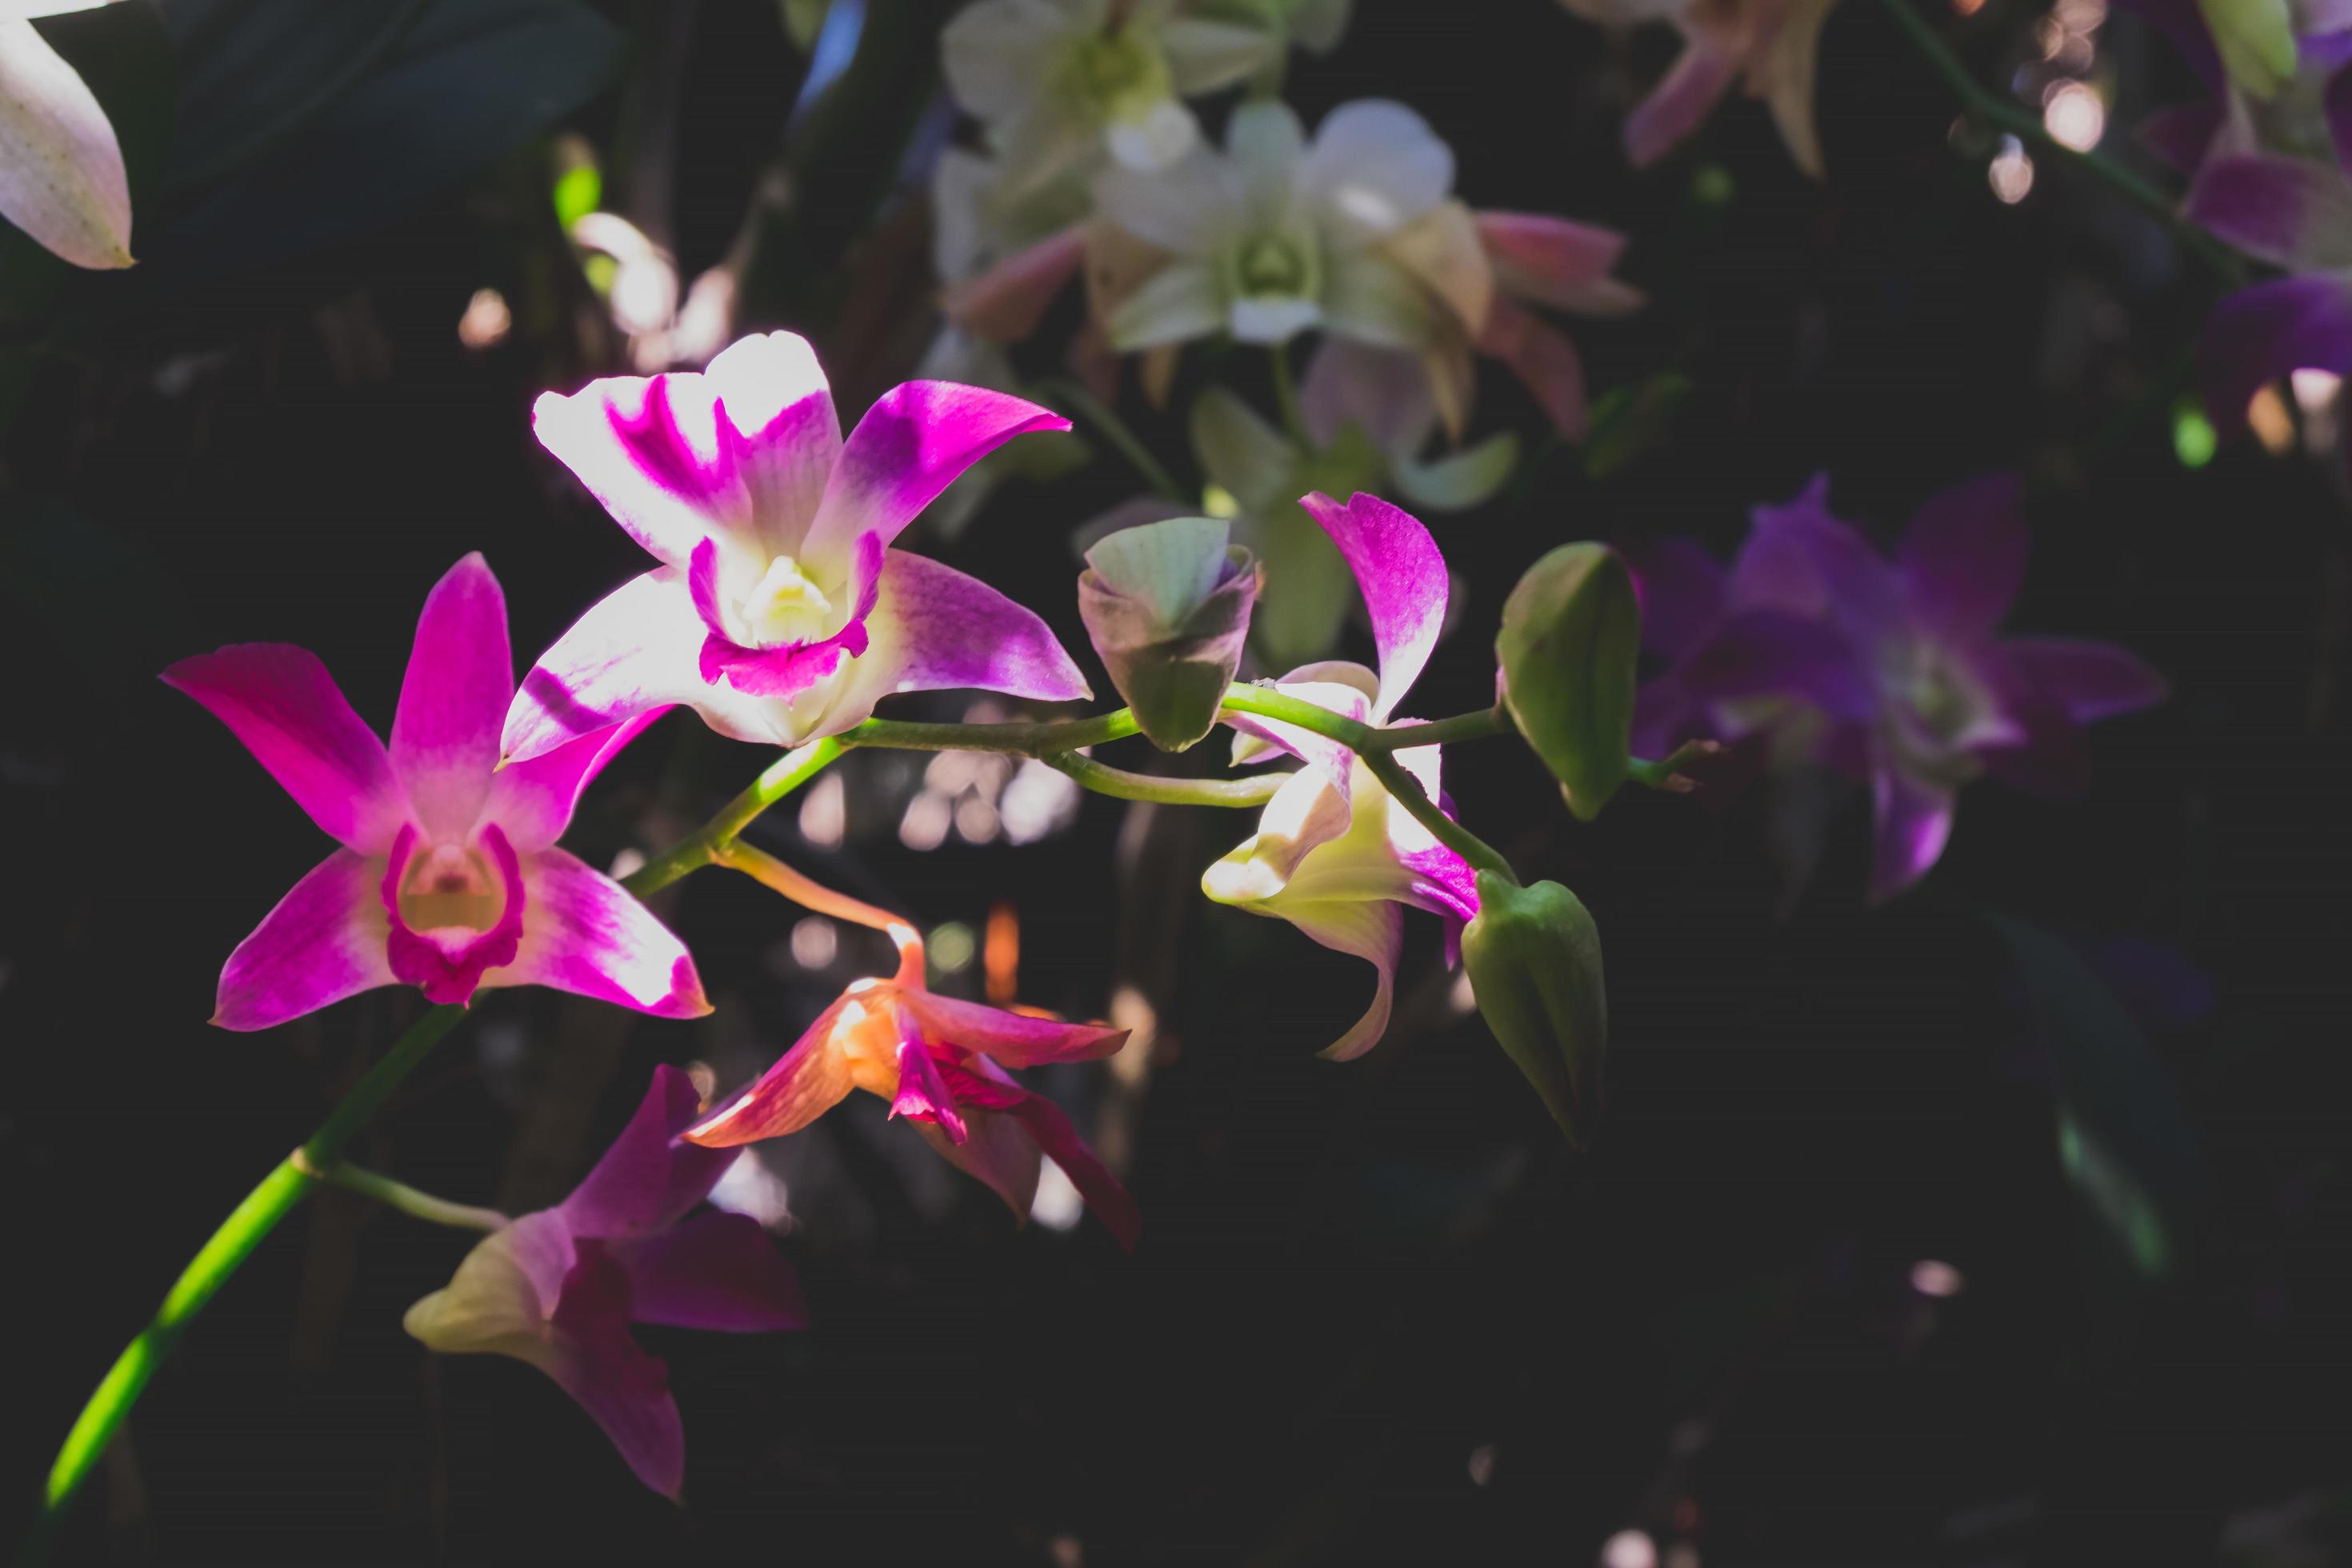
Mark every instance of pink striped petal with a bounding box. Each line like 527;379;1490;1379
487;847;708;1018
702;330;842;560
690;532;884;698
483;710;664;854
1899;474;2028;642
802;549;1092;731
796;382;1069;577
163;643;408;854
1296;491;1447;721
616;1211;807;1331
686;997;859;1146
212;849;395;1030
562;1064;736;1238
897;988;1129;1066
1476;210;1631;310
503;569;802;763
390;554;510;839
382;821;525;1006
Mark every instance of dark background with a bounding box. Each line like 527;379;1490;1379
5;0;2349;1562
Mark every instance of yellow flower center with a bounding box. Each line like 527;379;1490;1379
740;554;835;647
398;841;502;934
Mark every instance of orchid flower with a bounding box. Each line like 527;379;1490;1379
404;1065;805;1499
686;924;1141;1249
503;331;1093;762
1558;0;1841;178
941;0;1295;201
0;1;133;268
165;554;707;1029
1630;474;2167;901
1201;491;1480;1058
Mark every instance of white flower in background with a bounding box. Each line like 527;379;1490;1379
1092;98;1480;356
942;0;1291;201
0;0;133;269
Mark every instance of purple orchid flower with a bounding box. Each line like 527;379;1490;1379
1630;474;2167;902
503;331;1092;763
1202;492;1482;1058
403;1065;805;1499
165;554;706;1028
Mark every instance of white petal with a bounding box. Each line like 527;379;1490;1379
0;17;132;269
1298;98;1454;249
1107;258;1225;350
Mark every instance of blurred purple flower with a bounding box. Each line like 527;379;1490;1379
1629;474;2166;901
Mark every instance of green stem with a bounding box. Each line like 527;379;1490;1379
1043;751;1298;806
621;736;843;896
1362;750;1519;885
1394;707;1509;748
1877;0;2244;282
1217;684;1375;750
842;710;1140;755
299;1157;509;1233
1040;377;1186;502
1269;342;1307;446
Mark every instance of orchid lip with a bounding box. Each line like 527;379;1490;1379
381;820;526;1005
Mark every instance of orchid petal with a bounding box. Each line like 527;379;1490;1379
943;223;1087;343
1477;293;1591;438
702;330;844;560
211;850;395;1031
938;0;1070;121
1898;473;2028;642
1109;258;1227;350
1998;638;2168;722
503;569;798;762
483;710;663;855
1756;0;1836;178
382;822;525;1006
2200;274;2352;435
1202;764;1358;907
0;17;131;269
1094;144;1231;255
933;1060;1142;1250
1747;478;1906;652
1675;606;1878;721
1870;765;1955;903
534;374;746;569
1298;99;1454;247
686;997;859;1146
1322;250;1434;348
1626;36;1742;168
1623;538;1729;660
1161;14;1282;92
1297;490;1446;720
897;987;1128;1066
616;1211;808;1331
488;848;708;1018
1277;894;1402;1060
2183;153;2352;271
403;1212;572;1357
561;1065;735;1239
913;1094;1044;1220
163;643;408;854
541;1251;689;1498
1476;210;1632;312
1299;336;1436;454
1225;661;1376;778
390;554;510;839
889;1035;970;1142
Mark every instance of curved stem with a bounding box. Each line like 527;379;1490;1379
716;840;913;936
1877;0;2245;282
1039;377;1187;502
841;709;1139;755
297;1154;509;1233
1217;684;1376;750
1043;752;1298;806
1361;751;1520;886
622;736;843;896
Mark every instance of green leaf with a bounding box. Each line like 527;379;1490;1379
1494;542;1641;820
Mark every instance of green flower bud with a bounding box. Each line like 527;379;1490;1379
1079;516;1262;751
1460;873;1606;1146
1494;542;1640;821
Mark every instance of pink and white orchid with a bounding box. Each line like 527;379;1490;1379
687;924;1140;1250
0;1;134;268
404;1065;806;1499
165;554;707;1028
1202;491;1480;1059
503;331;1094;762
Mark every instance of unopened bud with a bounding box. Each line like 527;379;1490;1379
1079;516;1260;750
1459;873;1606;1146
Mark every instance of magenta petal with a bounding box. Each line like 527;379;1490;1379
162;643;407;853
685;998;858;1146
889;1036;970;1143
1747;479;1906;651
213;849;394;1030
382;821;525;1006
2200;275;2352;435
1623;538;1729;659
534;372;744;570
798;382;1070;572
692;533;883;698
1296;491;1447;721
816;549;1092;725
390;554;510;838
484;710;664;855
896;989;1128;1067
562;1064;736;1238
1870;765;1955;903
2183;153;2352;271
615;1211;807;1331
542;1251;689;1499
1626;36;1742;168
1898;473;2027;641
1676;608;1877;721
934;1062;1142;1252
702;330;843;559
1997;637;2168;722
490;847;710;1018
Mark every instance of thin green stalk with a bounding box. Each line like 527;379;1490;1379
1878;0;2245;282
298;1157;509;1233
1043;752;1298;806
842;709;1141;756
1040;377;1187;502
1217;684;1377;750
1268;342;1307;446
1361;750;1519;885
1391;708;1509;748
622;736;844;895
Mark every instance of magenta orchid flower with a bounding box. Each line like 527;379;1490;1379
686;926;1140;1250
503;331;1092;764
1202;491;1480;1058
403;1065;805;1499
164;554;707;1028
1630;474;2167;901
